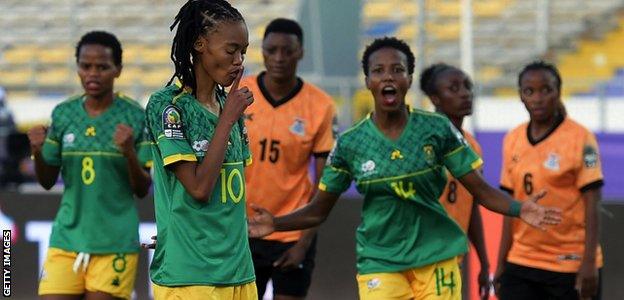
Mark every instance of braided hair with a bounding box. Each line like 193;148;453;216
168;0;244;92
419;63;459;97
518;60;566;116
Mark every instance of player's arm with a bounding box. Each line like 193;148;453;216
577;186;601;298
27;125;60;190
494;215;513;294
250;190;340;238
467;202;490;299
114;124;151;198
458;171;561;229
274;156;327;269
171;70;253;202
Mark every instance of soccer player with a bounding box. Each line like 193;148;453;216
145;1;256;299
249;37;561;300
420;63;490;299
495;61;603;300
240;18;336;299
27;31;151;300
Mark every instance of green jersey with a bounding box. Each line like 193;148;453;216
320;109;482;274
146;85;254;286
41;94;151;254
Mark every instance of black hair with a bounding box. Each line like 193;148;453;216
518;60;562;92
263;18;303;45
518;60;566;116
361;37;415;76
419;63;462;97
75;31;122;66
168;0;244;92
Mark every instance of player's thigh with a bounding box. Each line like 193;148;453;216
407;257;462;300
84;253;138;300
357;272;413;300
498;263;541;300
153;282;258;300
272;241;316;298
38;248;85;297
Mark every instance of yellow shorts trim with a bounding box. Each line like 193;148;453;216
38;247;138;299
152;281;257;300
357;257;462;300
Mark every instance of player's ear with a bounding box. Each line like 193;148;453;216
365;75;372;90
114;64;123;78
193;37;205;53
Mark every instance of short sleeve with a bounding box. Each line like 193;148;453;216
440;119;482;179
499;133;514;194
146;96;196;167
313;102;337;154
318;138;352;194
41;107;62;166
576;132;604;192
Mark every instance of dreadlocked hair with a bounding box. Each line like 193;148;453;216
168;0;244;93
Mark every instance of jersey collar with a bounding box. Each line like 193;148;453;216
257;71;304;108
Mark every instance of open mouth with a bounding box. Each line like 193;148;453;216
381;86;398;105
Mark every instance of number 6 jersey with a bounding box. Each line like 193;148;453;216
500;116;604;273
41;94;151;254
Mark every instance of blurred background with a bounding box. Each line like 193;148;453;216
0;0;623;299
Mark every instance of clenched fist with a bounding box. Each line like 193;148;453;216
114;124;135;156
27;125;48;154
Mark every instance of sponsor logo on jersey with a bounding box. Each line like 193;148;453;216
367;278;381;290
390;149;403;160
583;145;598;168
423;145;435;164
557;253;581;261
543;152;560;171
289;118;306;136
192;140;209;156
62;133;75;146
361;160;376;176
162;105;184;139
85;126;96;137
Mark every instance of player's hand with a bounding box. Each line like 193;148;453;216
519;190;561;230
222;67;253;125
114;124;135;156
27;125;48;154
274;243;306;271
576;261;598;299
248;204;275;238
141;235;157;250
478;265;491;300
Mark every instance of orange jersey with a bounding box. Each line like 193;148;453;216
241;73;336;242
440;131;482;233
500;117;604;273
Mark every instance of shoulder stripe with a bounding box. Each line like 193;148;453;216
62;151;123;157
341;114;370;136
45;138;59;146
359;167;438;185
444;145;466;158
329;166;351;175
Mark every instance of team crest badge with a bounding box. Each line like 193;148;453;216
583;145;598;168
290;118;305;136
543;152;560;171
162;105;184;139
423;145;435;164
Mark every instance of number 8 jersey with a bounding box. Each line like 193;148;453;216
145;85;254;286
41;94;152;254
